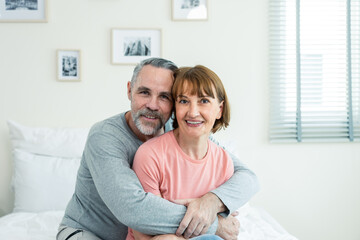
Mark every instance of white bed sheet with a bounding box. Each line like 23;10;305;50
0;205;298;240
236;204;298;240
0;211;63;240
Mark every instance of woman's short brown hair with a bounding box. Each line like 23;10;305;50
172;65;230;133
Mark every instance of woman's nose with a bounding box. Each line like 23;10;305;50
188;103;200;118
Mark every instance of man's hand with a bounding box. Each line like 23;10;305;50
215;212;240;240
174;193;226;239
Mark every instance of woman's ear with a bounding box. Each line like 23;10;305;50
127;81;132;100
217;101;224;119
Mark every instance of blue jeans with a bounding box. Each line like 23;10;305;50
191;235;223;240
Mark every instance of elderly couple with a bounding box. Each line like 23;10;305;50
56;58;260;240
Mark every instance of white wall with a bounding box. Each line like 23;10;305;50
1;1;359;240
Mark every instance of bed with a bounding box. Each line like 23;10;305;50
0;120;298;240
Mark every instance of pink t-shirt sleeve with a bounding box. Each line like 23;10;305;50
132;143;162;196
222;149;234;182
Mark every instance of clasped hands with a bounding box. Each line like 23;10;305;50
173;193;240;240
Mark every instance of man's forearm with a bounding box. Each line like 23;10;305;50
203;192;227;213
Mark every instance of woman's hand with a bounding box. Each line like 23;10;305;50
215;213;240;240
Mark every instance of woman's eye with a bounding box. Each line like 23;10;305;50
200;98;209;103
179;99;188;104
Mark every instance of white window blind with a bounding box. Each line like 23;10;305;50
269;0;360;142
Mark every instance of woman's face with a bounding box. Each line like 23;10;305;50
175;83;223;139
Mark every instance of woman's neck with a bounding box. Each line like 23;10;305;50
173;128;209;160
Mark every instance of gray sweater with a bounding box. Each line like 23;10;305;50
61;112;259;240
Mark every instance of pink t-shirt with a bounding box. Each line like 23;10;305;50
127;131;234;240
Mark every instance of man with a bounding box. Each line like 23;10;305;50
57;58;259;240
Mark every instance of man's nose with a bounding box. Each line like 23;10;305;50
145;96;160;111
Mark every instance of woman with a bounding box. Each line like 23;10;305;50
128;65;233;240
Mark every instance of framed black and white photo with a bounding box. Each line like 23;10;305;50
0;0;47;22
111;28;161;65
57;49;81;82
172;0;208;21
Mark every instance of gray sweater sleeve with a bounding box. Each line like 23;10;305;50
84;123;218;235
209;135;260;215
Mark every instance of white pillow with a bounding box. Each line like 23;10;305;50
12;150;80;212
7;120;89;212
7;120;89;158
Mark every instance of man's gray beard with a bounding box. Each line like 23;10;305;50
132;109;165;136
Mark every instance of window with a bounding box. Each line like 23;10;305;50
269;0;360;142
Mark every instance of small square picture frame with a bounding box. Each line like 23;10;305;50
0;0;48;23
172;0;208;21
111;28;162;65
57;49;81;82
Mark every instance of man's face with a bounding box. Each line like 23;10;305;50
127;65;174;137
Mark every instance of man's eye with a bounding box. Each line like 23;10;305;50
140;91;149;95
160;95;170;100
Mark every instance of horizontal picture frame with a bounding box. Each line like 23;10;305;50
0;0;48;23
111;28;162;65
172;0;208;21
57;49;81;82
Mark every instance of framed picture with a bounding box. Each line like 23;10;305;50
0;0;48;22
111;28;162;65
57;49;81;82
172;0;208;21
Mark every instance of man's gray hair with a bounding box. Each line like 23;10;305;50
130;58;178;88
